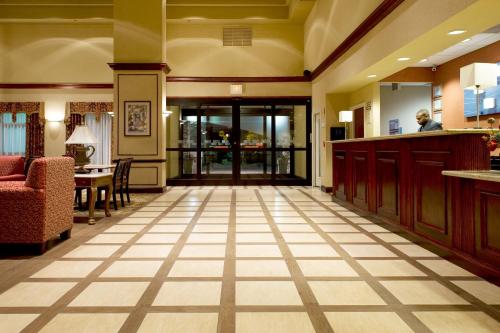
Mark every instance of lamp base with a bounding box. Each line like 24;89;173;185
75;165;91;174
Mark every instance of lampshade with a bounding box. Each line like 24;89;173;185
339;110;353;123
65;125;97;144
460;63;497;90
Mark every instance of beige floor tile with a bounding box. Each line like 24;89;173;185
303;211;336;217
130;212;162;218
277;224;315;232
340;244;398;257
359;224;390;233
288;244;339;257
373;233;411;243
236;233;276;243
358;260;427;277
417;260;475;277
177;201;202;206
235;217;268;224
0;314;39;333
236;281;302;305
179;245;226;258
39;313;128;333
118;217;155;225
236;224;271;232
236;245;282;258
414;311;500;333
138;206;167;212
148;201;173;206
309;281;386;305
198;217;229;224
325;312;414;333
100;261;163;278
392;244;438;257
121;245;173;258
136;233;181;244
70;282;149;307
266;206;296;211
309;217;346;224
348;217;373;224
337;211;360;217
149;225;187;233
104;225;145;233
158;217;192;224
299;207;326;211
270;211;300;217
153;281;221;306
204;206;231;212
236;205;263;211
193;224;228;233
298;260;358;277
452;280;500;304
138;313;218;333
380;281;469;305
87;233;135;244
0;282;76;307
172;206;198;212
281;233;325;243
169;260;225;277
318;224;359;233
236;312;315;333
31;261;102;278
201;211;230;217
236;211;264;217
273;217;308;224
64;245;121;258
166;211;196;217
328;233;375;243
236;260;290;277
187;233;227;243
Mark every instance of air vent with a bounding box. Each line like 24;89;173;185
365;101;372;111
223;26;252;46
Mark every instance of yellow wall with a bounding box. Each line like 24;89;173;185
167;23;304;76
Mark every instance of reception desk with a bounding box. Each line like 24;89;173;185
328;130;497;268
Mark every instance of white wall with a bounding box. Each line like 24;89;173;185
380;85;432;135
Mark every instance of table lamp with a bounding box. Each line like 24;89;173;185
65;125;97;173
339;110;353;139
460;63;497;128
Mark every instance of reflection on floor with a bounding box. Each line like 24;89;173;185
0;187;499;333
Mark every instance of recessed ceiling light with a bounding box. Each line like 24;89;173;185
448;29;466;35
461;38;471;43
419;59;428;63
367;74;377;78
397;57;411;61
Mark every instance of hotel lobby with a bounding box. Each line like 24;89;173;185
0;0;500;332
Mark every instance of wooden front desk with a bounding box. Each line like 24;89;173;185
328;130;495;268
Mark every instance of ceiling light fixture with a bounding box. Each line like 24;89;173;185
461;38;471;43
397;57;411;61
448;29;466;35
419;59;428;63
367;74;377;78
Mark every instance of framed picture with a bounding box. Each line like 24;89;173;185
433;98;442;111
124;101;151;136
433;85;442;98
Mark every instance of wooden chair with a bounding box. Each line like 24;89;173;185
122;158;133;204
110;159;127;210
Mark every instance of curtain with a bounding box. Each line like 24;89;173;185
0;113;26;156
85;113;112;165
26;113;44;158
66;113;83;156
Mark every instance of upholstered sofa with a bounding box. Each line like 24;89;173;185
0;155;26;181
0;157;75;253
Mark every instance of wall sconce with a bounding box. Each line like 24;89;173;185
45;114;65;122
339;110;353;140
460;62;497;128
230;84;244;95
483;97;496;110
107;111;114;117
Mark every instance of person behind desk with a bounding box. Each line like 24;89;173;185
416;109;443;132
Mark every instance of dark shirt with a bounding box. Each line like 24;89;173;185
418;119;443;132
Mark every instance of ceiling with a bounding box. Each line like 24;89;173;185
0;0;316;23
413;24;500;67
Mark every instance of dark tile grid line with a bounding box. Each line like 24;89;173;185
16;188;190;333
254;189;335;333
117;189;218;332
297;189;500;318
294;188;500;322
217;190;237;333
276;188;433;333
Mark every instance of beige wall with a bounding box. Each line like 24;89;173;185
166;82;311;97
167;23;304;77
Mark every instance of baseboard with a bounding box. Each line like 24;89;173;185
321;186;333;193
129;187;165;193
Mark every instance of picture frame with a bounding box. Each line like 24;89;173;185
433;85;442;98
124;101;151;136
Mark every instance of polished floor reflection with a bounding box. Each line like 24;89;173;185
0;187;499;332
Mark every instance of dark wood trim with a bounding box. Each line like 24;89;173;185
166;76;309;83
108;63;171;74
321;186;333;193
0;83;113;89
129;187;165;193
166;96;311;105
113;159;167;163
311;0;405;80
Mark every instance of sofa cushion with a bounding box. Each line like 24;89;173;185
0;156;24;177
0;174;26;182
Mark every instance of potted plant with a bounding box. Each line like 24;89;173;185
277;151;289;174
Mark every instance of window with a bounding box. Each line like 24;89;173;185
85;113;112;165
0;113;26;156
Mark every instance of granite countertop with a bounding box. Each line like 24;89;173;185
327;129;498;144
442;170;500;183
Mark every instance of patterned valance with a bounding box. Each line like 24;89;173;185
68;102;113;122
0;102;44;125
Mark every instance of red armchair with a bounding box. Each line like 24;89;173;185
0;157;75;253
0;155;26;181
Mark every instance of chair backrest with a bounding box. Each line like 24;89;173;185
0;155;25;176
123;158;133;184
113;159;128;184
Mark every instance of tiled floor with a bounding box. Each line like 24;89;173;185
0;186;499;333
